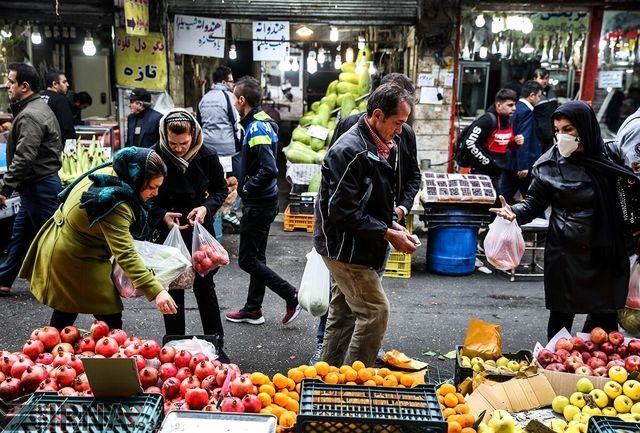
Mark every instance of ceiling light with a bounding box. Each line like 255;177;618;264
491;17;504;34
317;48;326;64
296;25;314;38
307;57;318;74
627;69;634;74
520;43;535;54
358;36;365;50
229;44;237;60
522;17;533;34
330;26;339;42
291;57;299;72
334;54;342;69
345;47;354;63
479;46;488;59
31;28;42;45
475;14;486;28
83;37;96;56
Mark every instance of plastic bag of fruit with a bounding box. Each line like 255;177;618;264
113;241;192;297
191;221;229;276
483;217;525;271
164;224;196;289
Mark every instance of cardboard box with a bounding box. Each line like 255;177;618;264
82;358;143;397
466;373;556;420
539;368;609;398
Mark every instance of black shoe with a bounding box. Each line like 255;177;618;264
217;347;231;364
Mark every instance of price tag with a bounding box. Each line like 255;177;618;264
307;125;329;141
102;147;112;159
64;139;77;155
219;156;233;174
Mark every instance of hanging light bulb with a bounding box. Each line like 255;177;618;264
291;57;300;72
82;36;96;56
317;48;326;64
506;16;522;31
296;25;314;38
479;46;488;59
491;17;504;34
334;54;342;69
31;27;42;45
520;42;535;54
358;36;365;50
307;57;318;74
475;14;486;28
345;47;354;63
521;17;533;34
229;44;237;60
330;26;339;42
308;49;316;60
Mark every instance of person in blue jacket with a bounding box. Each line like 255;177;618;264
501;80;543;203
125;88;163;148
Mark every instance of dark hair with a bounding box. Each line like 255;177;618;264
213;66;232;84
366;83;413;117
145;151;167;183
511;66;526;81
521;80;542;99
234;76;262;107
45;69;64;89
495;88;518;104
74;91;92;105
533;67;549;79
166;119;192;135
380;73;415;94
8;63;40;92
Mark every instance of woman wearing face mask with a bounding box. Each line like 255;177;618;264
491;101;637;340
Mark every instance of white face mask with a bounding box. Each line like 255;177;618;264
556;134;580;158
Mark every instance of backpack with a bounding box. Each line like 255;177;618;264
454;112;496;168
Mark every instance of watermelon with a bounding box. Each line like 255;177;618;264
308;172;322;192
339;72;359;85
340;94;356;119
336;82;360;95
292;126;311;145
341;62;356;73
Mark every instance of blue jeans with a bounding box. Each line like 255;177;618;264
0;174;61;287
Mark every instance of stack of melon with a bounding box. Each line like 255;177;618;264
284;47;373;165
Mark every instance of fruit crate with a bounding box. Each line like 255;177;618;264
384;251;412;279
587;416;640;433
1;392;163;432
454;345;533;386
296;379;447;433
284;205;314;233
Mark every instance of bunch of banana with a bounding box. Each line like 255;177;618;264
59;135;110;185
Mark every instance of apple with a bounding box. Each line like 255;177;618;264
571;336;586;351
584;341;596;352
587;357;606;370
609;365;629;383
546;363;567;372
581;352;592;363
537;349;556;367
600;342;615;355
602;407;617;416
616;346;628;358
569;392;587;408
607;360;626;372
564;356;584;372
507;360;520;372
555;349;571;362
631;402;640;414
576;377;594;393
591;327;608;345
563;404;581;422
604;380;623;400
488;409;515;433
626;355;640;373
623;379;640;400
556;338;574;352
593;366;608;377
552;395;570;414
608;353;622;361
582;405;603;416
592;351;608;362
615;394;634;413
496;357;509;367
629;339;640;355
575;365;593;376
549;419;567;433
589;389;609;408
609;331;625;346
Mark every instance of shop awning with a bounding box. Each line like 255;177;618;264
167;0;419;25
0;0;115;25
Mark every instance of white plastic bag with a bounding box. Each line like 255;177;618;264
192;221;229;276
114;240;192;298
164;336;218;360
298;248;330;317
483;217;525;271
164;225;195;289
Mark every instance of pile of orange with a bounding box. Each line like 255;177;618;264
437;384;477;433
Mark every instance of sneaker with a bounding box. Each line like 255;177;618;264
309;342;323;365
282;290;302;325
225;309;265;325
223;213;240;226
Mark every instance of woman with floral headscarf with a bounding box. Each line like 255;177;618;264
492;101;637;340
20;147;178;330
150;108;229;362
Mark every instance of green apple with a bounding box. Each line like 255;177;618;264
478;422;490;433
602;406;617;416
572;414;590;426
582;405;602;416
614;394;634;413
608;365;628;384
624;380;640;400
588;389;609;408
564;426;581;433
563;404;581;422
549;419;567;433
488;410;515;433
576;378;594;393
471;357;484;365
569;392;586;409
619;413;634;422
631;402;640;414
485;359;497;367
628;413;640;422
473;363;483;372
496;357;509;367
507;360;520;372
603;380;623;400
552;396;570;414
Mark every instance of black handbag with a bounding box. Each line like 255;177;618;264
604;141;640;230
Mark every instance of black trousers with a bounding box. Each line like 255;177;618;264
547;311;619;341
239;204;296;311
50;309;122;331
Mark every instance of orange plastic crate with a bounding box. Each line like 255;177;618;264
284;205;314;233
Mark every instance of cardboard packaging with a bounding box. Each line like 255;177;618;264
82;358;143;397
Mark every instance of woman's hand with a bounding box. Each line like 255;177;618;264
187;206;207;225
489;195;517;222
164;212;188;230
155;290;178;315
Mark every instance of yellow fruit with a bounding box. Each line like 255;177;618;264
285;398;299;412
324;372;340;384
279;410;297;427
401;374;415;388
439;383;457;396
315;361;330;377
287;368;305;383
258;392;272;407
377;368;391;377
260;384;276;397
273;373;288;390
274;392;289;407
304;366;318;378
358;368;373;383
352;360;365;371
250;372;270;386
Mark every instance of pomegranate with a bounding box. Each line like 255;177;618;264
95;337;119;357
173;350;192;369
52;352;73;368
203;404;219;412
176;367;192;382
0;371;5;383
220;396;245;413
194;361;216;381
132;355;146;371
123;336;141;347
158;363;178;381
201;375;217;392
11;356;34;378
168;399;190;412
82;390;94;397
139;340;160;360
123;343;141;357
161;377;180;399
90;321;110;340
67;355;84;374
211;387;223;402
145;358;161;370
79;351;95;358
189;353;208;371
56;365;77;387
111;353;127;359
185;388;210;410
0;353;18;375
22;339;45;360
216;367;237;387
77;337;96;353
229;375;254;398
36;378;59;392
179;376;201;398
73;374;91;392
0;377;22;401
144;386;162;394
212;360;222;371
36;352;54;365
139;367;159;388
242;394;262;413
21;365;49;393
30;328;41;341
159;346;176;364
38;326;61;350
58;387;77;396
226;363;242;376
108;329;128;346
52;343;75;355
60;326;81;344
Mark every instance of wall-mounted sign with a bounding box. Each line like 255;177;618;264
253;21;289;61
115;29;167;91
174;14;226;58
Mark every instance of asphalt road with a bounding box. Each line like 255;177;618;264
0;217;568;380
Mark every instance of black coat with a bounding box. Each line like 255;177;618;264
126;108;163;148
512;147;629;314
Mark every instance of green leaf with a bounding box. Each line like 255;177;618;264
443;350;457;359
472;410;487;430
422;351;437;356
438;355;445;360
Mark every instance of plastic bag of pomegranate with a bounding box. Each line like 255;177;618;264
191;221;229;276
626;259;640;309
164;224;195;289
483;217;525;271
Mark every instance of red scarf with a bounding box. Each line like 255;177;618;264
364;116;395;160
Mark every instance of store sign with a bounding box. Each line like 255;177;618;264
174;14;226;58
253;21;289;61
115;29;167;91
598;70;624;89
124;0;149;36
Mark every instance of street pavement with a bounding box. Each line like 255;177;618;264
0;217;572;380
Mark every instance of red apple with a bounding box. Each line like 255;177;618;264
609;331;625;346
555;337;574;352
564;355;584;372
575;365;594;376
616;346;628;358
587;357;606;370
536;349;555;367
600;342;615;355
590;327;608;345
593;366;608;376
625;355;640;372
581;352;592;362
555;349;570;362
545;363;566;372
571;336;586;351
607;359;626;371
608;353;622;361
584;341;596;352
592;351;608;362
629;339;640;355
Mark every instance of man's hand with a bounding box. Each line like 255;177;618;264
384;229;417;254
394;206;405;222
517;170;528;179
0;195;7;210
514;135;524;146
392;220;409;233
187;206;207;225
163;212;188;230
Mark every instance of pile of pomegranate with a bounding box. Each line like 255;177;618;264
0;322;259;413
536;326;640;376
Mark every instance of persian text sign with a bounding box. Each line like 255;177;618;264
124;0;149;36
253;21;289;61
174;14;226;58
115;29;167;91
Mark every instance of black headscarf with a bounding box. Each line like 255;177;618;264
552;101;635;271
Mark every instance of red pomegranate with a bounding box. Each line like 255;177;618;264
0;353;18;375
108;329;128;346
176;367;192;382
123;343;141;357
77;337;96;353
29;328;41;341
179;376;201;398
67;355;84;374
185;388;210;410
52;343;75;355
242;394;262;413
229;375;254;398
0;377;22;401
52;352;73;368
139;367;159;388
161;377;180;399
90;321;110;340
21;365;48;393
73;374;90;392
195;361;216;381
200;375;217;392
145;357;161;370
37;326;61;350
139;340;160;360
189;353;208;371
158;363;178;381
23;339;45;360
56;365;77;387
36;352;54;365
144;386;161;394
60;326;81;344
95;337;119;357
220;396;245;413
11;356;34;378
123;336;141;347
36;377;59;392
159;346;176;364
132;355;146;371
58;387;77;396
174;350;192;369
211;387;223;402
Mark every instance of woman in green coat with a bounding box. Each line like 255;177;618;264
20;147;178;330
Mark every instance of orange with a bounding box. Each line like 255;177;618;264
438;383;457;396
448;421;462;433
279;410;296;427
377;367;391;377
372;375;384;386
383;375;398;387
287;378;296;390
455;404;470;414
462;428;477;433
392;371;403;382
288;391;300;402
456;393;466;404
304;366;318;378
258;392;272;407
329;366;340;374
273;373;288;390
260;408;272;415
259;384;276;397
346;381;357;385
438;395;445;405
357;368;373;383
364;379;377;386
344;368;358;382
250;372;270;386
315;361;330;377
297;364;309;373
400;374;415;388
270;405;285;418
458;414;475;429
443;393;459;408
295;383;301;393
287;368;305;383
324;372;340;384
443;408;456;419
274;392;289;407
352;360;365;371
339;373;346;384
285;398;299;412
339;365;351;374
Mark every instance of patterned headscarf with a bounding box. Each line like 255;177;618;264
59;147;159;238
158;108;203;173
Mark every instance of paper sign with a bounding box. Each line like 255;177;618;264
124;0;149;36
419;87;443;105
82;358;142;397
417;73;435;87
219;156;233;174
174;14;226;58
444;72;454;87
598;70;624;89
253;21;289;61
307;125;329;141
115;28;167;91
